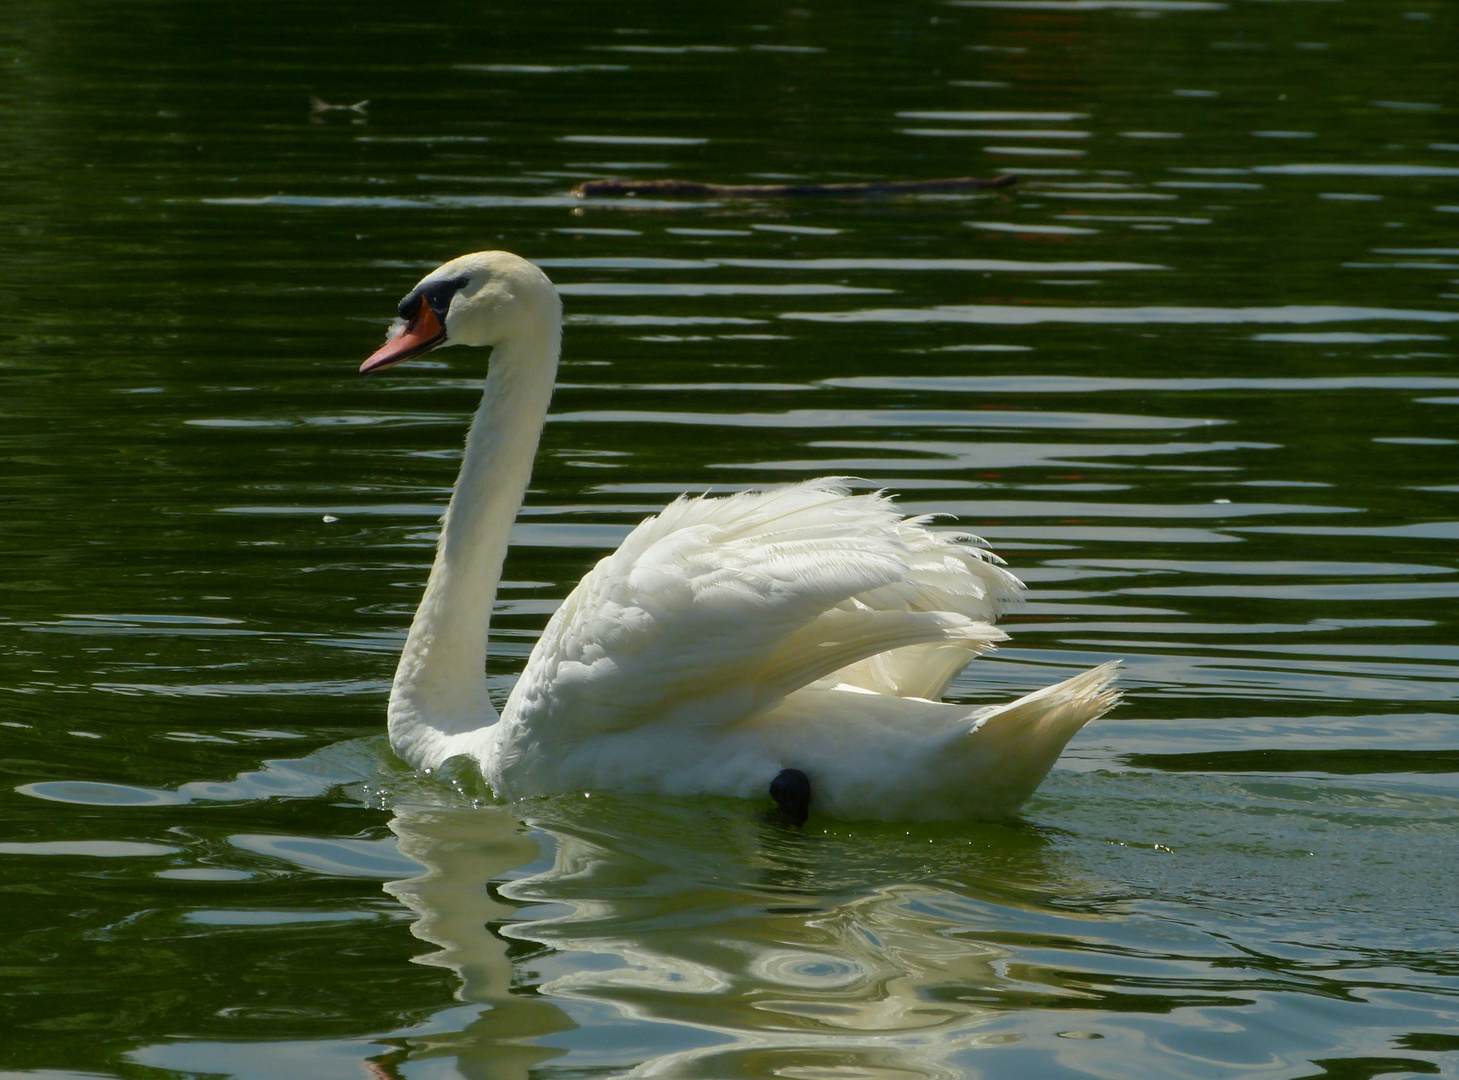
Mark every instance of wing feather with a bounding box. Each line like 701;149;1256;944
500;480;1023;747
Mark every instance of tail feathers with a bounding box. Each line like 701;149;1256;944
943;660;1122;816
969;659;1122;743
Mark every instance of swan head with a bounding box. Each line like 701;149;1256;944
361;250;560;374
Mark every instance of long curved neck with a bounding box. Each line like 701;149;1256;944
388;317;561;770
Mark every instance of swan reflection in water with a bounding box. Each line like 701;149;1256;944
374;802;572;1080
378;794;1096;1080
25;740;1095;1079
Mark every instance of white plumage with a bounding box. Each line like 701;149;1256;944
361;251;1119;822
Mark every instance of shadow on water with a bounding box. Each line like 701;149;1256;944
529;787;1098;909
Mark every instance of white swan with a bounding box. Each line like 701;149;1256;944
361;251;1119;822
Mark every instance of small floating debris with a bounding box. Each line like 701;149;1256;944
309;96;369;115
571;174;1018;199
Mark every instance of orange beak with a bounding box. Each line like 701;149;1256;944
361;302;446;374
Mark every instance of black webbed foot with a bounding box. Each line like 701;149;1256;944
768;767;811;827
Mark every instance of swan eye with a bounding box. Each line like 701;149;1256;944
397;275;470;322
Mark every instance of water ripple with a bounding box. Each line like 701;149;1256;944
787;305;1459;326
561;283;892;296
825;375;1459;392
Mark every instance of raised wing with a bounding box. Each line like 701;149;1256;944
499;480;1023;748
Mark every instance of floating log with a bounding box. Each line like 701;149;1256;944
570;174;1018;199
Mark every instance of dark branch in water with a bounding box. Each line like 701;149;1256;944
571;174;1018;199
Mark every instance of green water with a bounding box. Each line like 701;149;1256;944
3;1;1458;1077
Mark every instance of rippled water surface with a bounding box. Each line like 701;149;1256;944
3;1;1458;1077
